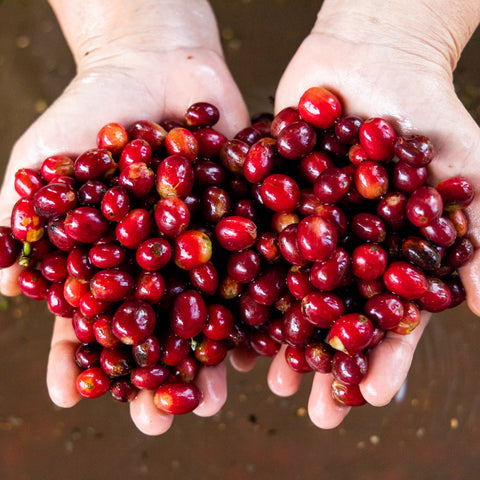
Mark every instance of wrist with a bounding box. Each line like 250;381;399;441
315;0;480;73
48;0;222;69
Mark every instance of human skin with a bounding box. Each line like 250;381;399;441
231;0;480;428
0;0;250;435
2;0;480;434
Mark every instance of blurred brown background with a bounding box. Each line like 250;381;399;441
1;1;480;479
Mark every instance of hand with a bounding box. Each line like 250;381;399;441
0;0;249;435
231;1;480;428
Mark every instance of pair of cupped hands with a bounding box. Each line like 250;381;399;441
1;6;480;435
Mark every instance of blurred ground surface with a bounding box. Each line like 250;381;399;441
1;1;480;479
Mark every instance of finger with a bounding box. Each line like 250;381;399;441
46;316;82;408
194;362;227;417
129;389;174;436
267;345;303;397
307;372;351;429
228;343;258;372
360;311;431;406
0;263;22;296
459;249;480;317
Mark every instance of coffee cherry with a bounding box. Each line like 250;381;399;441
435;176;475;211
392;161;427;193
15;168;46;197
354;160;389;199
297;215;337;263
169;355;199;383
364;293;404;329
89;243;125;269
18;268;51;300
159;329;191;366
156;154;194;198
170;290;208;339
249;331;281;357
348;144;368;165
12;197;47;243
90;269;135;303
276;121;317;160
193;127;227;157
447;210;468;238
249;264;287;306
301;291;345;329
359;117;396;161
100;345;135;377
284;345;312;373
0;227;21;268
136;237;171;271
165;127;199;161
128;120;167;152
227;249;261;283
112;299;156;345
154;382;202;415
420;216;457;247
220;139;249;175
203;304;234;341
64;207;109;244
376;192;408;230
110;378;138;403
131;364;170;390
327;313;374;355
332;351;368;385
243;137;275;183
96;122;129;157
352;244;387;281
194;336;228;366
401;236;442;271
75;343;102;370
118;139;153;171
134;271;165;305
101;186;130;222
215;216;257;251
74;149;116;182
260;174;300;213
278;224;309;266
185;102;219;127
417;276;452;313
118;162;154;198
189;261;219;296
445;236;474;268
255;232;281;262
174;230;212;270
406;186;443;227
239;291;272;326
383;261;428;300
331;379;367;406
41;155;75;181
304;342;335;373
351;213;386;243
76;367;111;399
335;115;363;144
300;151;334;184
116;208;155;249
309;247;351;291
194;159;227;189
393;135;434;167
298;86;342;129
313;167;351;203
270;106;301;137
201;186;231;223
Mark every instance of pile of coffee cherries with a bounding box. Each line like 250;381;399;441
0;86;475;414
